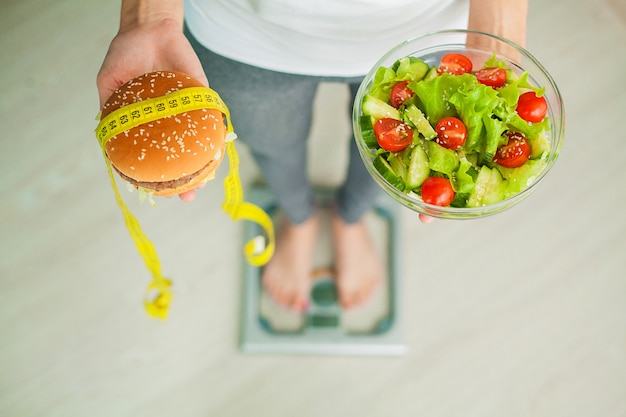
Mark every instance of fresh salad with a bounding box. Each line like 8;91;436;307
359;52;551;208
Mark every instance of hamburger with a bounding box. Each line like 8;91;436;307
100;70;227;197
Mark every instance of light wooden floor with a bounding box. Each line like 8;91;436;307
1;0;625;416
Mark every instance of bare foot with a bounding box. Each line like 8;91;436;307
261;214;318;311
331;214;383;309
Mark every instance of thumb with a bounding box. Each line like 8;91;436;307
186;64;209;87
168;40;210;87
419;213;435;224
172;55;209;87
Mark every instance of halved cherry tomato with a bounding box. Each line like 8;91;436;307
435;116;467;150
390;80;415;109
516;91;548;123
494;132;531;168
475;67;507;88
439;53;473;75
373;118;414;152
421;176;455;206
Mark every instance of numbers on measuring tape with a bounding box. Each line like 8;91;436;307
96;86;232;148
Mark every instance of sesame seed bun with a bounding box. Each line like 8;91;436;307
100;70;226;197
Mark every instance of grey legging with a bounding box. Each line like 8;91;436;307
186;26;381;224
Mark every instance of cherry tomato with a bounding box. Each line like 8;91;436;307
373;118;414;152
475;67;507;88
435;116;467;150
516;91;548;123
493;132;531;168
421;176;455;206
439;53;473;75
390;81;415;109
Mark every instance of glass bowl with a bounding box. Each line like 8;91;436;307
353;30;565;219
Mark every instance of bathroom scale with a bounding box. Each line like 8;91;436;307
239;186;406;356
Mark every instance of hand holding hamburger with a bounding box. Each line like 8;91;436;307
96;1;209;201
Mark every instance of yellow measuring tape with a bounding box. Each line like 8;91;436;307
96;86;274;319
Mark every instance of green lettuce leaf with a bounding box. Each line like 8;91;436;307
454;157;478;194
481;112;508;163
410;73;460;123
483;53;508;69
369;66;397;102
393;57;429;81
446;74;504;153
506;112;550;138
500;71;546;107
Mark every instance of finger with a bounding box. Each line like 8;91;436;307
178;189;196;202
419;213;435;224
172;42;210;87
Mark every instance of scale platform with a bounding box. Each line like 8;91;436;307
240;186;406;356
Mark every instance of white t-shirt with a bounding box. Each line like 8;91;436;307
184;0;469;77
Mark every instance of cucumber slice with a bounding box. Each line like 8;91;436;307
482;168;506;205
528;131;550;159
373;155;405;192
423;66;439;82
498;159;547;198
362;94;400;120
467;165;507;207
394;57;429;82
404;144;430;189
467;165;492;207
388;152;407;180
404;104;437;139
359;115;378;148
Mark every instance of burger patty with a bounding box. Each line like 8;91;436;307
114;165;206;192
